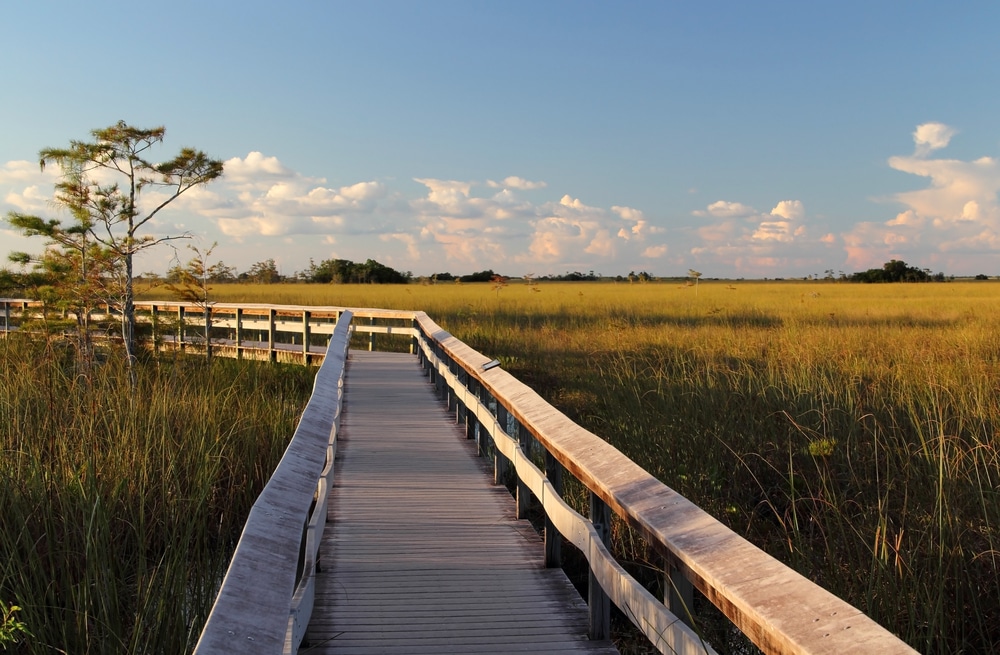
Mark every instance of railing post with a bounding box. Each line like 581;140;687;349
235;308;243;360
302;310;311;364
268;308;277;363
511;418;531;520
467;378;482;450
369;316;376;351
178;306;186;351
589;492;611;641
544;452;563;568
665;558;696;628
149;304;158;350
410;318;417;354
446;360;457;415
495;402;510;486
456;369;466;426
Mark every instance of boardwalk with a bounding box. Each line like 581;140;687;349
304;351;618;654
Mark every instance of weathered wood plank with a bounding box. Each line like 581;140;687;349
305;351;618;655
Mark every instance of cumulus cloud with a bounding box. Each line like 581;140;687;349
842;123;1000;271
913;122;957;156
770;200;804;220
693;200;756;218
486;176;547;190
223;151;296;185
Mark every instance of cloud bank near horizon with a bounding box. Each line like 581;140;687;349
2;123;999;277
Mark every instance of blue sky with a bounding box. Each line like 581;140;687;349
3;1;1000;279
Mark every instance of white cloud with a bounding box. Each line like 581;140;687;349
887;154;1000;224
842;123;1000;270
0;160;54;185
486;176;547;190
752;220;795;242
913;122;957;156
770;200;804;220
223;152;296;184
693;200;757;218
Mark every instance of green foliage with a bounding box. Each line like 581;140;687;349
243;258;282;284
459;269;497;283
850;259;944;283
0;601;31;648
23;121;224;365
298;257;411;284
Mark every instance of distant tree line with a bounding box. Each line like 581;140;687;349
848;260;946;283
299;258;411;284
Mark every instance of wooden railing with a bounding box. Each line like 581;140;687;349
193;310;353;654
0;300;416;363
4;299;917;654
411;312;917;655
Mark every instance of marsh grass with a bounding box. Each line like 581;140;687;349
0;334;315;654
148;280;1000;653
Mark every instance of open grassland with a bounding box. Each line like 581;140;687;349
0;336;315;654
184;279;1000;654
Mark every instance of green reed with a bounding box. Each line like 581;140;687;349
0;334;315;654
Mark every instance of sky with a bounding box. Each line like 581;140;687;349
2;1;1000;280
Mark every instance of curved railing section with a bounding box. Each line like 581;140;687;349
192;310;353;655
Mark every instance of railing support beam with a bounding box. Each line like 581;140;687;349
589;492;611;641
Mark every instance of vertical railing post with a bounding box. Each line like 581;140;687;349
149;304;158;351
512;418;531;520
455;369;466;426
494;402;510;487
177;306;186;351
665;558;695;628
3;301;9;332
368;316;376;351
410;318;417;354
235;308;243;360
302;310;311;364
446;360;457;415
268;308;277;363
544;452;563;568
589;492;611;641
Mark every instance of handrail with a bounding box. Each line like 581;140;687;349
410;312;917;655
0;299;416;363
192;310;353;654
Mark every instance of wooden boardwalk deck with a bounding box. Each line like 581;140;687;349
304;351;618;655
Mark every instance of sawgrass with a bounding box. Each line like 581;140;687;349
0;335;315;654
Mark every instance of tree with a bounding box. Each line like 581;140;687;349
6;209;119;366
688;269;702;295
244;259;281;284
165;242;225;362
36;121;224;368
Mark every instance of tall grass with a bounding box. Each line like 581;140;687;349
151;280;1000;653
0;334;315;654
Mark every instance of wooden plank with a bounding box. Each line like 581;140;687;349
306;351;618;655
